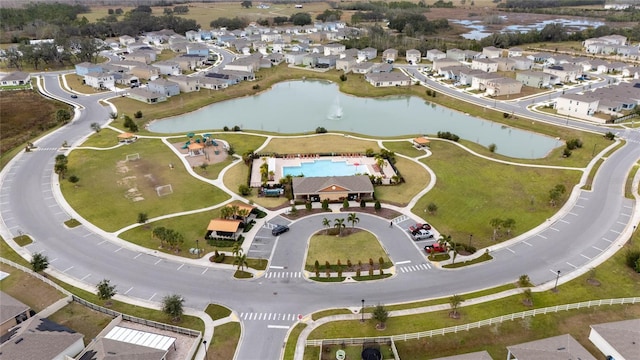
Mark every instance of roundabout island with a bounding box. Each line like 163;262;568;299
1;68;639;360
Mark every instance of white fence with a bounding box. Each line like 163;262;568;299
306;297;640;346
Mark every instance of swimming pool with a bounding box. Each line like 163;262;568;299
283;160;367;178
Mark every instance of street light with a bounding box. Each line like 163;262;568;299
361;299;365;322
202;340;208;357
468;234;473;247
196;239;199;257
553;270;561;292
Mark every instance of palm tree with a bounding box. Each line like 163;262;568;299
334;218;346;236
232;242;242;258
30;252;49;273
237;208;250;223
96;279;117;307
162;294;185;323
322;217;331;234
503;218;515;236
230;205;240;219
347;212;359;229
90;122;101;133
220;206;233;219
234;253;248;272
449;294;463;318
489;218;503;240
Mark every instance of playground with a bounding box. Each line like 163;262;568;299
171;133;229;169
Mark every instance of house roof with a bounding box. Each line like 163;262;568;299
507;334;596;360
148;78;179;87
225;202;256;213
0;315;83;360
78;338;165;360
0;291;29;325
292;175;373;195
590;319;640;360
413;137;430;145
207;219;242;232
1;71;30;82
117;132;135;139
188;143;204;150
104;326;175;352
431;350;493;360
365;71;411;83
128;88;163;100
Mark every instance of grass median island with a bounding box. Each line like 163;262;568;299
305;230;390;273
208;321;241;360
412;140;582;249
61;138;229;231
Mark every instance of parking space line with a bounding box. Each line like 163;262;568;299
133;253;142;259
574;204;584;208
620;213;630;217
148;293;156;301
558;219;570;224
610;229;621;234
80;273;91;281
624;205;632;209
154;259;162;265
63;266;73;273
506;248;515;254
537;234;547;239
602;238;612;243
566;262;577;269
98;240;107;245
549;269;559;275
177;264;184;271
522;241;533;247
592;245;603;252
114;247;122;252
124;287;134;295
616;221;627;225
581;254;591;260
83;233;92;237
201;268;208;275
549;227;560;231
568;212;578;216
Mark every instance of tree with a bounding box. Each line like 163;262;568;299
342;198;349;209
334;218;345;236
96;279;117;306
234;253;248;272
241;1;252;8
90;122;101;133
232;242;242;258
518;274;532;287
347;212;359;228
489;218;503;240
322;199;329;211
374;200;381;212
322;217;331;234
502;218;515;236
138;212;148;224
427;202;438;215
56;109;72;124
449;294;463;318
134;110;143;118
162;294;184;322
54;154;68;179
290;12;312;26
109;112;118;120
30;252;49;273
522;288;533;307
549;184;566;207
372;304;388;329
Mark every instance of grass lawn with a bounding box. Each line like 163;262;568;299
63;74;110;95
627;164;640;198
79;128;122;148
205;304;232;321
374;157;430;207
48;302;114;345
305;231;389;270
0;237;30;267
61;138;230;231
411;141;582;249
13;234;33;246
0;264;65;312
261;134;381;154
208;321;241;360
284;323;307;360
383;140;426;158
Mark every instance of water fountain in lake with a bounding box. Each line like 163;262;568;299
328;96;343;120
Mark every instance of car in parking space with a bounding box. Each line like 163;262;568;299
412;229;434;240
424;242;447;253
272;224;289;236
70;94;78;99
409;223;431;234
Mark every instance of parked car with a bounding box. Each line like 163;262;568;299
70;94;78;99
424;243;447;253
413;229;434;240
272;224;289;236
409;223;431;234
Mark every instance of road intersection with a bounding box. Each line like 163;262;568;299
0;63;638;359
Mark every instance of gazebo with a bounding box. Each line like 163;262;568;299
187;142;204;156
413;137;430;148
117;132;137;143
206;219;242;240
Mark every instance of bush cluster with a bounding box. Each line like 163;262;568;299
625;250;640;273
437;131;460;142
210;251;226;263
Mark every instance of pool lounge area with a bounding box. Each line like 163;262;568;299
249;155;396;188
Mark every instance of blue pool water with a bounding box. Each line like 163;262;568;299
283;160;366;177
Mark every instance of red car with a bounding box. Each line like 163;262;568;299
424;243;447;253
409;223;431;234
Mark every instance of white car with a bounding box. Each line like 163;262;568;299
413;229;434;240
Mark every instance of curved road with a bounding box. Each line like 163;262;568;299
1;68;638;360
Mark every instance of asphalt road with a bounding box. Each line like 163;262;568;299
0;66;638;360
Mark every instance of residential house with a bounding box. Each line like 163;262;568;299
482;46;503;58
0;291;31;336
199;29;212;41
128;88;167;104
302;53;321;68
131;65;160;81
284;51;307;65
432;58;462;71
371;63;393;73
119;35;135;47
382;48;398;63
272;39;285;53
592;80;640;111
598;34;627;46
463;49;481;62
324;43;346;56
75;324;178;360
123;50;155;64
186;43;209;57
471;58;498;73
292;175;374;202
75;62;103;76
199;77;229;90
0;315;84;360
471;73;502;91
544;64;582;83
446;48;466;61
336;56;357;72
127;41;150;53
185;30;200;42
507;334;596;360
84;71;115;89
589;319;640;360
170;75;200;93
485;77;522;97
585;58;609;72
507;47;523;57
426;49;446;62
406;49;421;64
430;351;493;360
113;73;139;87
511;56;534;70
458;69;486;85
365;71;411;87
217;69;255;81
622;66;640;79
616;45;639;58
0;71;30;87
494;57;516;71
440;65;470;81
147;78;180;97
352;61;376;74
555;93;599;120
204;71;241;85
516;71;551;88
598;61;627;74
527;52;552;64
317;54;339;68
224;53;262;73
358;47;378;61
546;54;573;66
174;54;207;71
153;61;181;76
265;53;284;66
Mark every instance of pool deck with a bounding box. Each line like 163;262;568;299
250;155;396;187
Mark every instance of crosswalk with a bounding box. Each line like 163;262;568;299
392;215;409;224
398;263;431;273
264;271;302;279
239;312;300;321
33;147;60;151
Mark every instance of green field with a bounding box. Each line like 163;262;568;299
306;230;389;270
61;138;230;231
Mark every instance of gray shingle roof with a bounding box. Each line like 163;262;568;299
507;334;596;360
0;315;83;360
0;291;29;325
292;175;373;195
590;319;640;360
